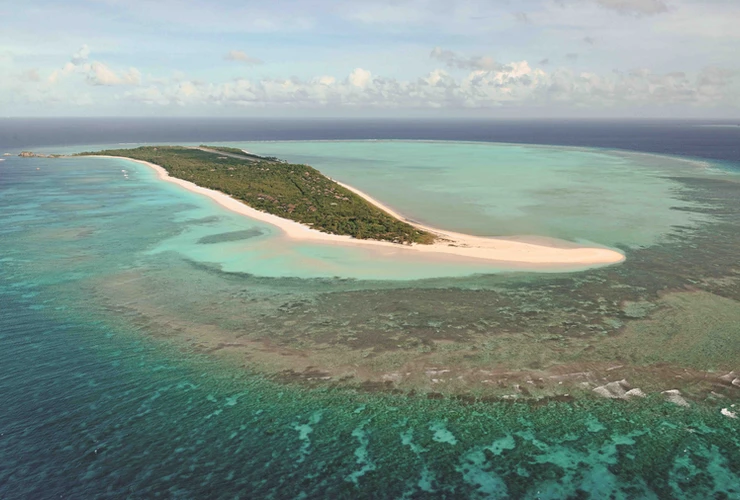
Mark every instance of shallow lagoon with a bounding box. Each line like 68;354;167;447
38;140;721;280
235;141;718;248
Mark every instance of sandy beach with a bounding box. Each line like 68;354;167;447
90;155;625;268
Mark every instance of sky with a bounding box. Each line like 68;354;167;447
1;0;739;118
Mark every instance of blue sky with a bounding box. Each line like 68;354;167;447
2;0;739;117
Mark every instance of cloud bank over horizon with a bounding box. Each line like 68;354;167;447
1;0;738;117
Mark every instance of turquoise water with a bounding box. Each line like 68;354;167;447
2;144;739;497
34;140;721;280
234;141;717;249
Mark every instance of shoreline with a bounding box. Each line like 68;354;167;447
87;155;626;268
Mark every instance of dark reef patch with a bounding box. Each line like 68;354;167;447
197;228;264;244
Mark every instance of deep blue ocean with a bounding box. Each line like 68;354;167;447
1;119;739;499
2;118;740;165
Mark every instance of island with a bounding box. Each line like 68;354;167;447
57;145;626;266
77;146;434;244
19;151;62;158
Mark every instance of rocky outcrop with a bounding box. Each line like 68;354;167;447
662;389;690;407
19;151;60;158
592;379;646;399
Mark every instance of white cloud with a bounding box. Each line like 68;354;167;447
316;76;336;86
44;46;141;87
224;50;263;64
7;43;739;116
48;46;91;84
118;57;737;112
348;68;372;87
71;44;90;65
460;61;549;104
423;69;453;86
87;62;141;86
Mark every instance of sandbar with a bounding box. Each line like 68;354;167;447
88;155;626;268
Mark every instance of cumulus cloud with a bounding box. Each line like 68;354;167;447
10;45;738;114
116;53;734;113
458;61;548;105
348;68;372;87
430;47;500;71
224;50;262;64
71;44;90;65
87;62;141;86
548;66;738;107
422;69;455;87
315;75;336;86
48;45;89;84
47;45;141;87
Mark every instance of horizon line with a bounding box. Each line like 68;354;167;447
2;116;740;122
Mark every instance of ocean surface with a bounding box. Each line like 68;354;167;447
1;119;739;498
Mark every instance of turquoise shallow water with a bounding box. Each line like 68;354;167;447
1;143;739;498
34;140;722;280
234;141;717;248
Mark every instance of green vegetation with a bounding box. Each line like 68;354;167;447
78;146;435;244
198;144;284;163
198;145;248;156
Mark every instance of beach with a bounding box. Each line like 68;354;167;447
90;155;625;268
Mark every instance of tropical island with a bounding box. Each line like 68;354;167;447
76;145;435;244
59;145;626;267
